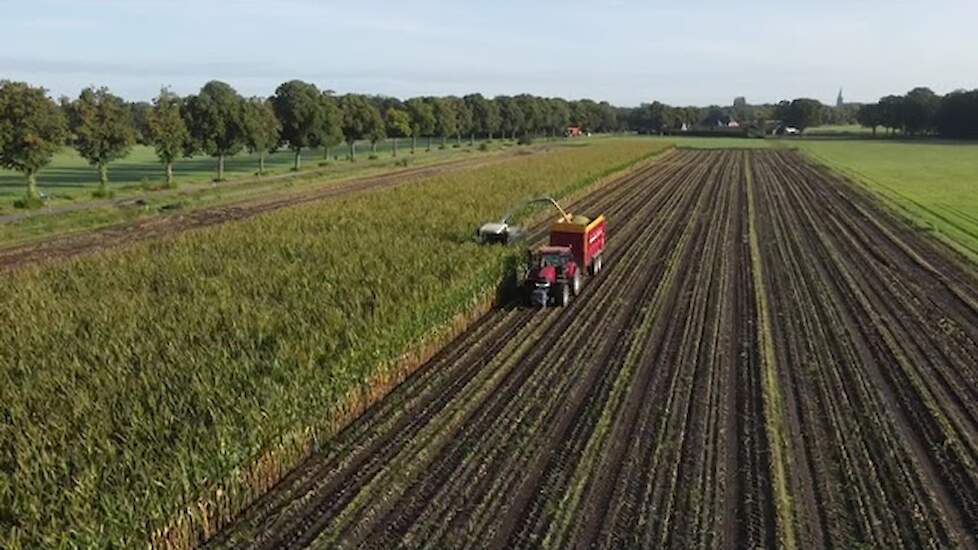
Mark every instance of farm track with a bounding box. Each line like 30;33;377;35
208;149;978;549
0;149;545;271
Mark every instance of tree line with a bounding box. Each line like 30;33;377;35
0;79;623;203
856;87;978;138
629;97;859;135
4;78;977;205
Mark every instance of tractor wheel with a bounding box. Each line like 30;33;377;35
594;254;603;274
572;272;582;296
557;284;570;307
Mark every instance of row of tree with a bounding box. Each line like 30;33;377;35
5;79;977;202
0;79;627;201
856;87;978;138
629;97;856;135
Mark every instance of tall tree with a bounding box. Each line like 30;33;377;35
385;107;412;157
241;97;281;176
464;93;490;141
431;97;457;148
406;97;435;153
449;97;472;145
901;87;940;136
935;89;978;139
496;96;523;140
856;103;882;136
67;87;135;197
270;80;324;171
319;93;344;160
877;95;905;134
484;98;501;140
0;80;67;202
182;81;245;181
597;101;619;132
515;94;543;137
146;88;189;187
571;99;601;133
778;98;823;131
340;94;384;160
548;98;571;137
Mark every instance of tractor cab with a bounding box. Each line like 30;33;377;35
527;246;581;307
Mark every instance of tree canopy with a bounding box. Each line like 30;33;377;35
271;80;325;170
241;97;281;174
146;88;190;186
0;80;67;199
182;80;245;179
67;86;135;193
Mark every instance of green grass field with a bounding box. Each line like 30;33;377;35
803;124;874;135
794;139;978;262
0;137;485;204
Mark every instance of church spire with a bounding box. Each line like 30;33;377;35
836;88;844;108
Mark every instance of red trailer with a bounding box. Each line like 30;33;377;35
526;215;607;307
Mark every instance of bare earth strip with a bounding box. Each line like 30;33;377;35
207;150;978;549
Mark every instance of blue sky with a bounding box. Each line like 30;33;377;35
3;0;977;106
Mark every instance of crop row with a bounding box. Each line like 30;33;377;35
210;148;978;550
0;139;669;548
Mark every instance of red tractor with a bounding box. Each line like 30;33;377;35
526;214;606;307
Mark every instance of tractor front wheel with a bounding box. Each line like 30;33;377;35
557;283;570;307
571;272;582;296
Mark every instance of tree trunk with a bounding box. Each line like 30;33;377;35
259;152;265;175
441;135;447;148
427;136;432;151
165;162;174;187
97;162;109;193
456;133;461;146
392;138;398;157
371;141;377;154
872;126;877;137
350;142;356;161
325;145;331;160
26;171;38;199
411;135;416;154
218;154;225;181
470;133;475;147
293;149;301;171
488;131;493;141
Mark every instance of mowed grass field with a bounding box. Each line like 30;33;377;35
0;137;495;206
795;139;978;262
0;138;669;548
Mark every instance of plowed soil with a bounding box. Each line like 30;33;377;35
207;149;978;549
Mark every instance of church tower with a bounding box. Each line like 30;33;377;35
836;88;844;108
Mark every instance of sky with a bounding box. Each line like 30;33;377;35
3;0;977;107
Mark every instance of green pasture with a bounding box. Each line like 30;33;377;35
795;139;978;262
804;124;875;135
0;137;489;204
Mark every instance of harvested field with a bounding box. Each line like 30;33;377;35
209;149;978;549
